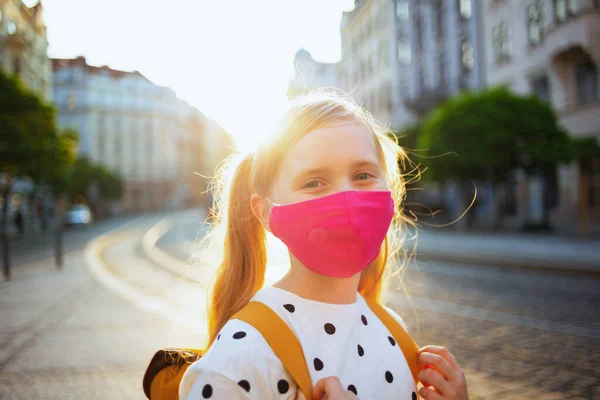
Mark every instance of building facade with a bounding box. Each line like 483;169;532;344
52;56;206;214
339;0;414;130
288;49;338;98
398;0;486;119
0;0;51;100
483;0;600;234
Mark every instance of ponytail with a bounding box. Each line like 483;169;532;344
206;153;267;346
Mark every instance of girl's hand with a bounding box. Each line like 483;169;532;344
313;376;359;400
417;345;469;400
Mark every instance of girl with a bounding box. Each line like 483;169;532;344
179;91;468;400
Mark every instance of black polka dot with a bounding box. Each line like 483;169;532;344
217;334;221;341
283;304;295;313
237;380;250;392
324;323;336;335
347;384;357;395
233;331;246;339
202;384;213;398
412;391;417;400
313;357;324;371
361;315;368;325
278;379;290;394
388;336;396;346
385;371;394;383
357;344;364;357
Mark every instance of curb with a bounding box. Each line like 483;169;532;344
83;224;204;335
415;250;600;276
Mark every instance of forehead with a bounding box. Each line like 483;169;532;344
284;122;379;171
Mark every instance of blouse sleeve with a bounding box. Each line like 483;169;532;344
181;369;252;400
179;318;300;400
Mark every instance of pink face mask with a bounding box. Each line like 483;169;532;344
269;190;394;278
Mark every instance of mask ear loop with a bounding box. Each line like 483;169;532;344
264;197;279;232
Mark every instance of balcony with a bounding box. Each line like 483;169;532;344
559;100;600;137
545;6;600;64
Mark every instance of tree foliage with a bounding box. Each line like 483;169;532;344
418;87;573;182
66;158;123;202
0;71;76;190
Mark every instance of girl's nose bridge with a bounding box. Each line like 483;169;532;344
337;178;355;193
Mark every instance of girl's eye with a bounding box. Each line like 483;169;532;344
355;172;375;181
304;180;323;189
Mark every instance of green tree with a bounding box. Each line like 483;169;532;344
0;71;77;278
418;87;572;183
66;158;123;203
0;71;76;187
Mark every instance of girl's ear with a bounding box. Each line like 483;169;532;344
250;193;272;232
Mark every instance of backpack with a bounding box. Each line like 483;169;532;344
143;299;420;400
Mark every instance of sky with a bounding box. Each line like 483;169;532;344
36;0;355;151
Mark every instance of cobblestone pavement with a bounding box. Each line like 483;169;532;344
384;260;600;399
2;214;599;399
158;217;600;399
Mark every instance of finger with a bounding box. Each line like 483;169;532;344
418;352;455;381
418;368;454;397
418;345;459;369
419;386;445;400
312;376;345;400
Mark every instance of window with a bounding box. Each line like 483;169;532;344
532;75;550;102
576;60;598;105
114;136;121;169
436;4;445;38
415;12;423;52
97;134;105;160
396;0;409;21
146;121;154;154
13;57;21;74
554;0;576;22
438;54;446;86
492;21;511;63
114;116;121;133
461;41;474;70
398;39;411;65
459;0;472;19
417;67;425;92
7;19;16;35
528;2;544;45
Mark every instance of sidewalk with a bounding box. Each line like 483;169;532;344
0;249;199;399
407;228;600;273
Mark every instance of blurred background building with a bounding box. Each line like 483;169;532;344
338;0;411;129
0;0;51;100
288;49;338;98
286;0;600;236
483;0;600;233
402;0;486;118
52;56;228;215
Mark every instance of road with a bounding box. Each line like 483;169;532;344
1;211;598;399
157;216;600;399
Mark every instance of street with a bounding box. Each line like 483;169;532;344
0;210;599;399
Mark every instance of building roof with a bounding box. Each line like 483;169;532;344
51;56;149;81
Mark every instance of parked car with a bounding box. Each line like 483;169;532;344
63;204;93;227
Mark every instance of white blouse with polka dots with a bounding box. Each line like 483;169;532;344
179;287;418;400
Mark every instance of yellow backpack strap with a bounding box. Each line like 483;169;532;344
233;301;313;400
365;299;420;384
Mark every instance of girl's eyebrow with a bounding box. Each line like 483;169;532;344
292;167;329;185
351;160;380;170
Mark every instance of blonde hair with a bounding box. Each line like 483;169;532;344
204;90;414;347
